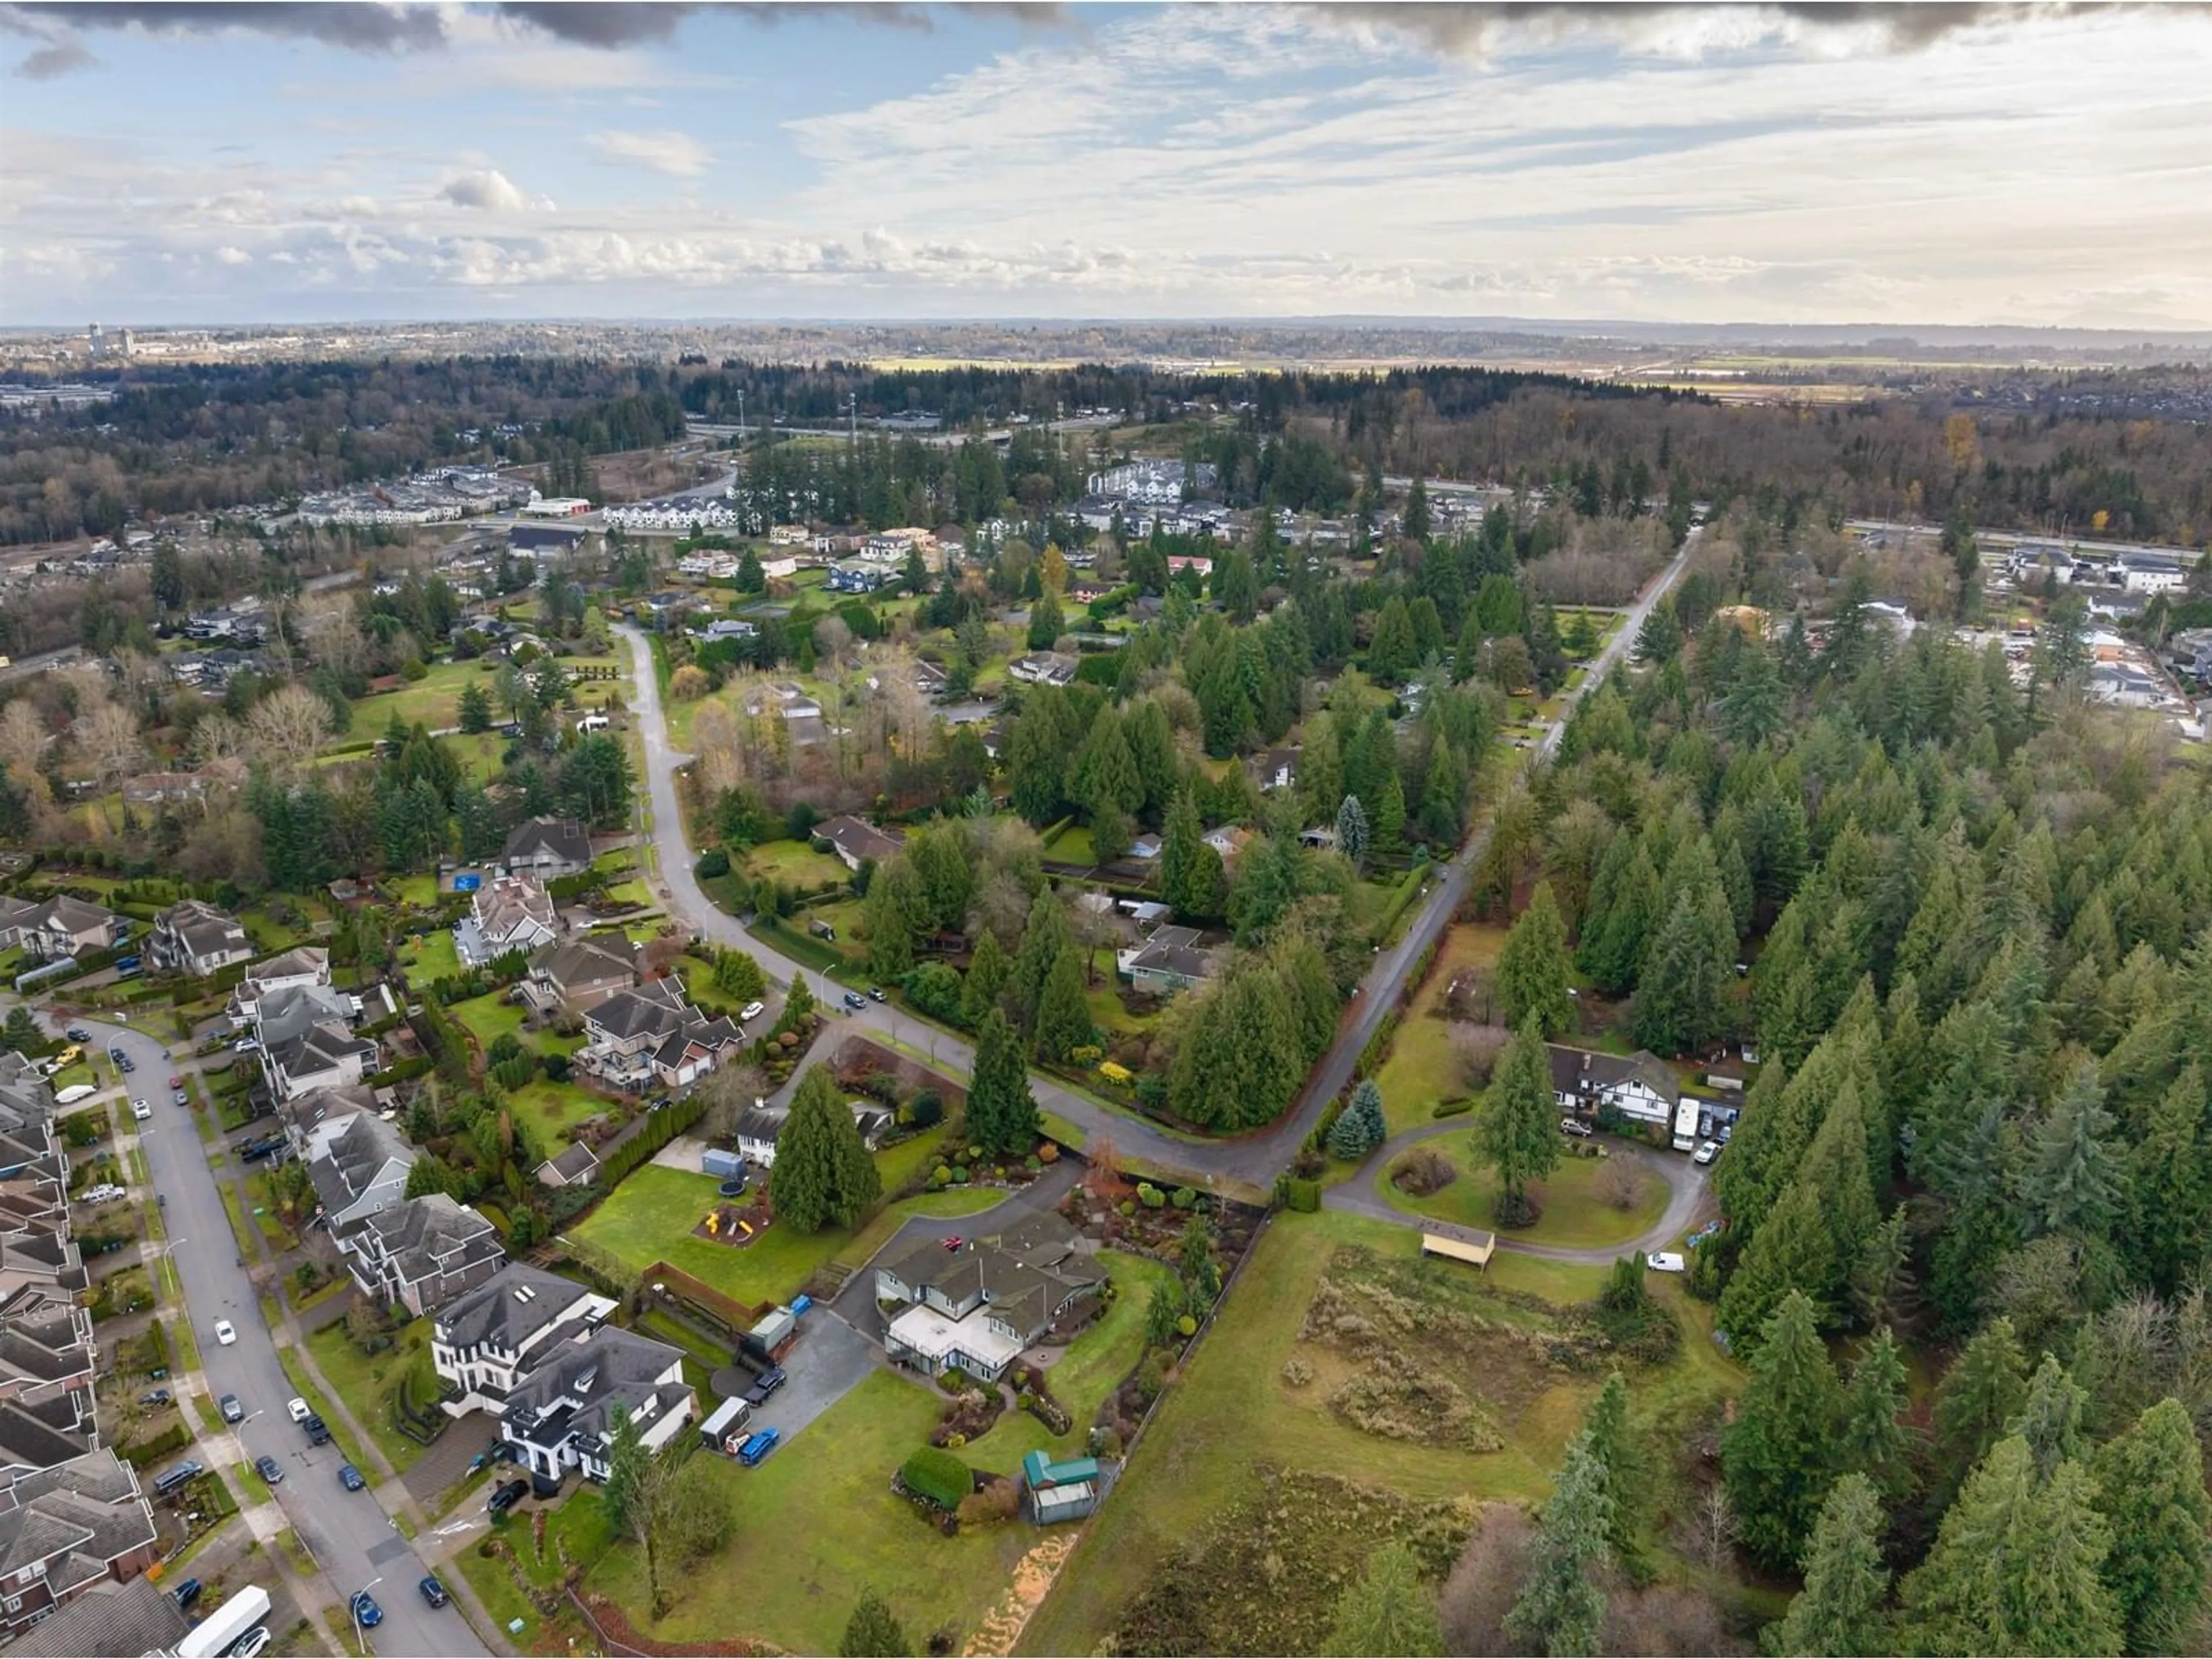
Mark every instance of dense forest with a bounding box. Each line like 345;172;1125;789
1474;590;2212;1652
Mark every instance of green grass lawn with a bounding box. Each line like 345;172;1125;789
507;1078;613;1150
743;839;851;891
392;874;441;908
344;660;496;735
1381;1142;1669;1248
1363;921;1513;1142
273;1345;374;1480
1043;822;1096;865
400;929;461;988
967;1250;1173;1471
447;989;529;1054
575;1137;946;1307
586;1369;1035;1654
1020;1211;1634;1656
303;1317;435;1474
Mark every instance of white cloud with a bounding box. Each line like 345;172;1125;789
213;245;251;266
438;168;537;213
585;128;713;177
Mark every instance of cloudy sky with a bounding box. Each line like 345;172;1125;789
3;1;2209;328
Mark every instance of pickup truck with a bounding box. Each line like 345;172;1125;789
736;1427;782;1467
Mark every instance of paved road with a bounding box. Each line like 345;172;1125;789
43;1012;483;1659
1324;1120;1711;1263
616;526;1702;1230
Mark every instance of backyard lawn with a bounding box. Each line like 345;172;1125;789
344;660;497;735
1361;921;1513;1142
400;930;461;988
1380;1142;1670;1248
1019;1210;1706;1657
573;1136;947;1308
506;1078;613;1151
304;1316;437;1474
743;839;851;891
586;1369;1035;1654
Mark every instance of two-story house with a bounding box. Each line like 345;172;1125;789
301;1112;414;1238
457;874;557;967
228;946;331;1028
431;1262;613;1421
147;900;252;978
575;982;745;1093
0;897;126;964
0;1450;159;1635
521;935;635;1016
498;1324;692;1487
263;1020;377;1103
502;817;592;881
1548;1044;1681;1128
347;1194;506;1318
0;1289;96;1460
874;1213;1103;1383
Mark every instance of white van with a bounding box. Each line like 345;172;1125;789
53;1083;97;1107
575;713;610;734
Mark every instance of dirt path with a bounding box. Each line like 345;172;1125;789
963;1532;1076;1657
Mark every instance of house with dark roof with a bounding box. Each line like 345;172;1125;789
1;1568;187;1657
576;981;745;1093
147;900;252;977
1117;925;1221;996
0;1450;158;1635
301;1112;413;1237
263;1020;377;1103
0;1289;96;1446
499;1324;693;1487
431;1262;615;1419
502;817;592;881
0;897;126;964
523;935;635;1015
874;1213;1102;1382
228;946;330;1027
533;1142;601;1190
813;814;905;873
349;1194;506;1317
1548;1044;1680;1127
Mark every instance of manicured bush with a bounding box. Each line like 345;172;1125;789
1137;1183;1165;1210
695;848;731;880
900;1446;972;1511
1284;1177;1321;1213
1168;1187;1196;1210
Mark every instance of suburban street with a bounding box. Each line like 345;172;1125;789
40;1012;484;1659
616;522;1704;1218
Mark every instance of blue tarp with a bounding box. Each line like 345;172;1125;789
452;872;482;893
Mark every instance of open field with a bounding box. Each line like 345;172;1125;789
1362;921;1512;1141
1381;1141;1670;1248
744;837;853;891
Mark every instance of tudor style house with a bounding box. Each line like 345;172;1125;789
147;900;253;978
874;1213;1103;1383
1548;1044;1681;1127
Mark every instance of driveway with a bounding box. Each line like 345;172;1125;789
1324;1119;1713;1265
615;531;1702;1198
35;1009;486;1659
709;1308;877;1448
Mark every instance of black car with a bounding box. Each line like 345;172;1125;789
487;1477;529;1515
171;1578;202;1609
338;1463;366;1492
742;1365;787;1406
218;1393;243;1424
66;1027;90;1043
254;1455;284;1486
842;991;868;1010
140;1389;172;1407
419;1575;449;1610
106;1045;125;1063
302;1414;330;1446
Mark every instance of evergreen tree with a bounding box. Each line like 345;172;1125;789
840;1589;912;1658
1402;478;1431;541
1169;964;1304;1131
1934;1317;2027;1476
1478;1018;1562;1227
2025;1058;2121;1243
1505;1430;1613;1657
2122;1063;2210;1293
768;1065;882;1233
1718;1080;1878;1341
603;1407;649;1538
1334;793;1369;866
2005;1352;2087;1479
457;681;493;734
1900;1437;2120;1657
1837;1327;1911;1505
1497;880;1575;1037
1368;596;1416;683
1323;1542;1442;1658
1418;740;1468;846
1033;945;1094;1063
1162;786;1226;918
1580;840;1660;997
1582;1371;1647;1577
1632;881;1734;1055
1634;600;1683;664
1373;768;1407;856
966;1009;1040;1155
2090;1397;2209;1651
961;929;1011;1027
1722;1290;1841;1569
1774;1474;1892;1659
1010;888;1074;1029
1327;1079;1386;1161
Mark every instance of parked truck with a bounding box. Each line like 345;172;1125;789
52;1083;97;1107
177;1584;271;1659
1671;1096;1700;1154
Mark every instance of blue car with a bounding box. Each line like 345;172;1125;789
338;1463;366;1491
351;1592;384;1629
735;1427;781;1467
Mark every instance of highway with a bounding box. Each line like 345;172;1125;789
41;1012;483;1659
615;521;1702;1203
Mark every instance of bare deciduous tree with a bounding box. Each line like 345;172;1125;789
0;700;49;784
245;682;332;772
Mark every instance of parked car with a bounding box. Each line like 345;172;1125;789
170;1577;202;1608
218;1393;243;1424
106;1045;126;1063
338;1463;366;1492
303;1415;330;1446
742;1365;786;1406
213;1319;237;1345
254;1455;284;1486
1692;1140;1721;1165
738;1001;765;1023
351;1591;384;1629
131;1099;152;1121
1559;1117;1593;1138
1646;1252;1687;1274
140;1389;172;1407
867;986;887;1002
286;1397;311;1423
173;1090;189;1107
233;1627;272;1659
487;1478;529;1515
419;1575;449;1609
842;991;868;1010
941;1236;964;1252
118;1054;134;1073
232;1037;259;1054
66;1026;90;1043
736;1427;782;1467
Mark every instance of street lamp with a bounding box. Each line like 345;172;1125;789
351;1575;383;1653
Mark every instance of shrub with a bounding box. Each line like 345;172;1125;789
955;1478;1020;1528
932;1164;952;1185
1390;1146;1457;1197
1431;1097;1475;1119
1283;1178;1321;1213
1175;1313;1197;1337
901;1446;972;1511
1135;1352;1168;1406
950;1166;969;1184
908;1090;944;1128
1118;1200;1136;1218
1168;1186;1195;1210
1137;1183;1165;1210
695;849;730;880
1037;1142;1059;1163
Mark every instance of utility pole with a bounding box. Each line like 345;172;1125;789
846;391;858;452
